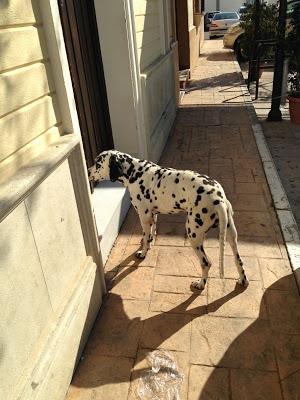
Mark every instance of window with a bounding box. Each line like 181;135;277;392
213;12;239;20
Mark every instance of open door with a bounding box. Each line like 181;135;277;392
58;0;114;170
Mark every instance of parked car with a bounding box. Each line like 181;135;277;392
223;22;245;60
223;0;300;61
237;5;248;16
204;11;221;31
209;12;240;38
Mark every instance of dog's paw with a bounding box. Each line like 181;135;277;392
237;277;249;287
135;250;146;259
190;280;206;291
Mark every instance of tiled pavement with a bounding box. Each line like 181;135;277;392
242;66;300;230
66;40;300;400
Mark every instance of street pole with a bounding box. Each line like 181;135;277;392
248;0;261;84
267;0;287;121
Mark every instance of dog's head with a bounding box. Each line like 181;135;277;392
88;150;125;183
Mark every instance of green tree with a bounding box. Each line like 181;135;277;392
286;3;300;95
240;2;279;60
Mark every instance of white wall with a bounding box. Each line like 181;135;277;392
94;0;177;162
94;0;143;158
205;0;244;12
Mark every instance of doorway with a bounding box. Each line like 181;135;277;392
58;0;114;169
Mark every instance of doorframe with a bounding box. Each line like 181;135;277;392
57;0;114;169
38;0;105;285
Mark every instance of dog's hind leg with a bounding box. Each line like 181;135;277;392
186;217;211;290
227;203;249;286
191;240;212;290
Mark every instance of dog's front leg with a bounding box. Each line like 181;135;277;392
150;214;158;247
136;216;153;259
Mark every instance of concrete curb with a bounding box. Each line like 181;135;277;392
233;60;300;290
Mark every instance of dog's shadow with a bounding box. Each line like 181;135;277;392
105;246;147;290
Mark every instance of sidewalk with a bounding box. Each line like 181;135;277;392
65;40;300;400
244;65;300;230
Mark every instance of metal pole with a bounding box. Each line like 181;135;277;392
267;0;287;121
248;0;261;84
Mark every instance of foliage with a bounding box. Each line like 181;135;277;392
286;3;300;95
239;2;279;60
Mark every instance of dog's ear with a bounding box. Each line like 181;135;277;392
109;154;123;182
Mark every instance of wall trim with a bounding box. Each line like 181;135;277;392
0;135;79;223
38;0;105;273
124;0;149;158
13;257;101;400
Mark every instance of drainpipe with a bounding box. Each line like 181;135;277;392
216;0;220;11
267;0;287;121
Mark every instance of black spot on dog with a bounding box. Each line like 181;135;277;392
192;233;196;238
195;195;202;206
197;186;205;194
210;213;216;220
175;178;179;184
203;258;209;267
202;208;208;213
213;200;220;205
174;202;182;209
137;194;141;201
212;219;219;228
172;193;176;198
195;217;203;226
180;199;186;203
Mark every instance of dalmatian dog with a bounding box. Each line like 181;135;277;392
89;150;248;290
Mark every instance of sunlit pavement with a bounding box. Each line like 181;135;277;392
65;40;300;400
242;64;300;232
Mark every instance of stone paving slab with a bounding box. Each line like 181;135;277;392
66;40;300;400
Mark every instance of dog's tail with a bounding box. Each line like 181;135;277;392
216;201;229;279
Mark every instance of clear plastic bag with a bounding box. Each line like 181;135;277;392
137;350;183;400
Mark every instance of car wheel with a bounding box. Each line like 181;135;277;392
234;37;247;62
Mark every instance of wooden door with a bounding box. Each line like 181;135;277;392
58;0;114;168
